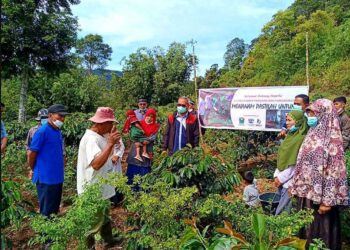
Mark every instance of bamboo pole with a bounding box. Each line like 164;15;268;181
188;39;203;144
306;32;310;88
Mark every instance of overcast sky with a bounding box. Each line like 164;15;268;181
72;0;294;76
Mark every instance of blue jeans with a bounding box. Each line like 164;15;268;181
36;182;62;217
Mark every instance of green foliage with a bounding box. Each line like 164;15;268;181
51;69;102;113
76;34;112;73
223;38;247;70
2;0;79;121
214;1;350;99
125;181;198;249
120;43;194;106
1;181;32;249
203;129;278;165
121;48;157;105
180;218;238;250
308;238;330;250
153;42;193;105
61;112;94;146
147;146;241;197
1;0;79;77
195;195;314;246
30;176;117;249
1;141;27;178
215;214;307;250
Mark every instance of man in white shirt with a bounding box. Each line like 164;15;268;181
77;107;121;249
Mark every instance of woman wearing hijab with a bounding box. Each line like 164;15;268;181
274;110;308;215
290;99;349;249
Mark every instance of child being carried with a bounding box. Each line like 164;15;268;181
123;109;159;162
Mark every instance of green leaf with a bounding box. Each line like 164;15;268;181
252;214;266;242
202;225;210;238
275;237;307;250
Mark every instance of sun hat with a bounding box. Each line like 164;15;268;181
89;107;118;123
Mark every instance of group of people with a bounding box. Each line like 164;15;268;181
1;94;349;249
1;97;199;249
242;94;349;249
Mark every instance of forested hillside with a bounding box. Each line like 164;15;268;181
2;1;349;121
211;0;350;99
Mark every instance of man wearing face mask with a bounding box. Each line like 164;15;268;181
162;96;200;155
28;104;69;218
333;96;350;151
25;108;48;153
135;98;148;121
279;94;310;138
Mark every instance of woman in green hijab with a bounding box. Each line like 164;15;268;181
274;110;308;215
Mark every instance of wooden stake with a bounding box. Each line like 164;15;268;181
306;32;310;87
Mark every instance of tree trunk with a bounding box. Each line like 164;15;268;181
18;67;29;122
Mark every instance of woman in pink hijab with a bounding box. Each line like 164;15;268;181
290;99;348;249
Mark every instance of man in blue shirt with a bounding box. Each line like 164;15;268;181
1;102;8;156
28;104;69;217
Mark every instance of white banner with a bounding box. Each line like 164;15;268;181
198;86;309;131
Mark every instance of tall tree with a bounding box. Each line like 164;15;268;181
153;42;193;105
76;34;113;74
1;0;79;122
121;48;157;105
223;38;247;70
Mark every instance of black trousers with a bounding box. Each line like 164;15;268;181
36;182;62;217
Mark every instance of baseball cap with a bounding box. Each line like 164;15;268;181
35;108;49;121
48;104;70;116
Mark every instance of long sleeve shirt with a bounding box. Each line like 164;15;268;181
112;138;125;173
274;166;295;188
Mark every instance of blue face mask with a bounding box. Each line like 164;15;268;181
40;118;48;125
307;116;318;127
177;106;187;114
292;104;303;111
288;125;298;133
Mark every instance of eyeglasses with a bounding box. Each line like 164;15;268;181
177;104;186;107
139;103;147;106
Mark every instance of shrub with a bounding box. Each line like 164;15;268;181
146;146;241;197
125;179;198;249
1;181;32;248
30;176;118;249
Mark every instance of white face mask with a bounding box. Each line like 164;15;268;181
53;120;64;129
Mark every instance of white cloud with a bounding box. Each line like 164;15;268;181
72;0;294;74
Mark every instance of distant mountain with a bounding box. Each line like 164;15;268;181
92;69;123;80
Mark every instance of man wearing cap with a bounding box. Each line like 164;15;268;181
25;108;49;153
28;104;69;217
135;98;148;121
334;96;350;151
77;107;121;248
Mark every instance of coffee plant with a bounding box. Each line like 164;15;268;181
125;180;198;249
30;176;115;249
1;181;32;249
146;146;241;197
